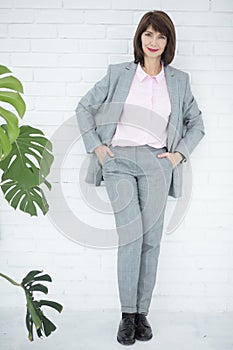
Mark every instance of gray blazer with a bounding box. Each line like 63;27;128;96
75;60;205;198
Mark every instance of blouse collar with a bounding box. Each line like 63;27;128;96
136;61;165;83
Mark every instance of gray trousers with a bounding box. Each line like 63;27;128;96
102;144;173;316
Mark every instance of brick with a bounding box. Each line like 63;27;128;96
82;68;111;82
34;238;87;254
9;67;33;81
158;0;209;11
50;167;79;185
184;212;232;229
173;56;215;70
157;282;206;296
217;114;233;129
0;0;13;7
22;124;57;138
24;82;65;96
177;42;194;55
209;172;233;185
34;96;77;111
36;9;83;23
0;53;10;66
215;56;233;70
67;82;93;96
11;53;59;66
191;71;233;85
62;280;116;296
205;129;233;143
199;98;232;114
114;0;209;11
212;0;233;12
58;24;105;38
0;210;41;224
190;84;214;98
57;294;117;309
204;284;233;297
193;228;230;243
109;55;133;64
59;53;108;67
211;85;233;98
192;184;233;200
31;39;78;52
208;141;233;156
177;26;233;41
0;224;55;239
194;42;233;56
188;270;228;283
107;25;135;39
154;11;233;27
63;0;111;9
196;256;233;269
0;24;7;37
14;0;62;8
85;10;133;24
9;24;57;38
0;9;34;23
159;257;196;269
0;38;29;52
161;242;184;256
112;0;141;9
0;196;13;211
24;111;65;125
0;238;36;252
79;39;128;53
34;68;82;81
184;241;229;256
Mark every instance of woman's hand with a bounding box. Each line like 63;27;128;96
94;144;115;165
157;151;184;168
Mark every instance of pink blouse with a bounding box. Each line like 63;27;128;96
111;61;171;149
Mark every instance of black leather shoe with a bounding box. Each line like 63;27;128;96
117;312;136;345
135;313;153;341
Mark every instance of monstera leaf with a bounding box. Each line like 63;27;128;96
0;270;63;341
0;125;54;215
0;65;25;160
0;64;54;215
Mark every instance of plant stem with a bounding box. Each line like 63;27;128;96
0;272;21;286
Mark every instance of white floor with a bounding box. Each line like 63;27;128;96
0;308;233;350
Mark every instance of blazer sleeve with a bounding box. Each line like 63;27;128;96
75;64;111;154
174;73;205;162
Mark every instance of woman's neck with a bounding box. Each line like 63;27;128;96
141;58;162;76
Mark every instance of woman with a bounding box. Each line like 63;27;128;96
76;10;205;346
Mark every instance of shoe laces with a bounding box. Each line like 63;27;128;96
121;313;136;331
135;313;149;327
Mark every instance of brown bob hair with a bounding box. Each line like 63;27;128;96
133;10;176;67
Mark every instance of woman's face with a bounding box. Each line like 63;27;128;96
141;25;167;60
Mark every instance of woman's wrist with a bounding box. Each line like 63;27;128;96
174;151;185;163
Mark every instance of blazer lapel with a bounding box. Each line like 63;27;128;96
164;65;180;150
102;61;137;134
113;60;137;102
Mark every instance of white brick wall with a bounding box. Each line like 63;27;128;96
0;0;233;313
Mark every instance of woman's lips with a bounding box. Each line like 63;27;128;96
147;48;159;52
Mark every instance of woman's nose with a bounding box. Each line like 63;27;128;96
150;37;158;45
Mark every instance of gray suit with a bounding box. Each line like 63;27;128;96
75;60;205;198
75;61;206;315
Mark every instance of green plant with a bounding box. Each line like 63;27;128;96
0;65;54;216
0;66;62;342
0;270;63;341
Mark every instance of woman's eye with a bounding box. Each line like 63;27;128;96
144;33;166;39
